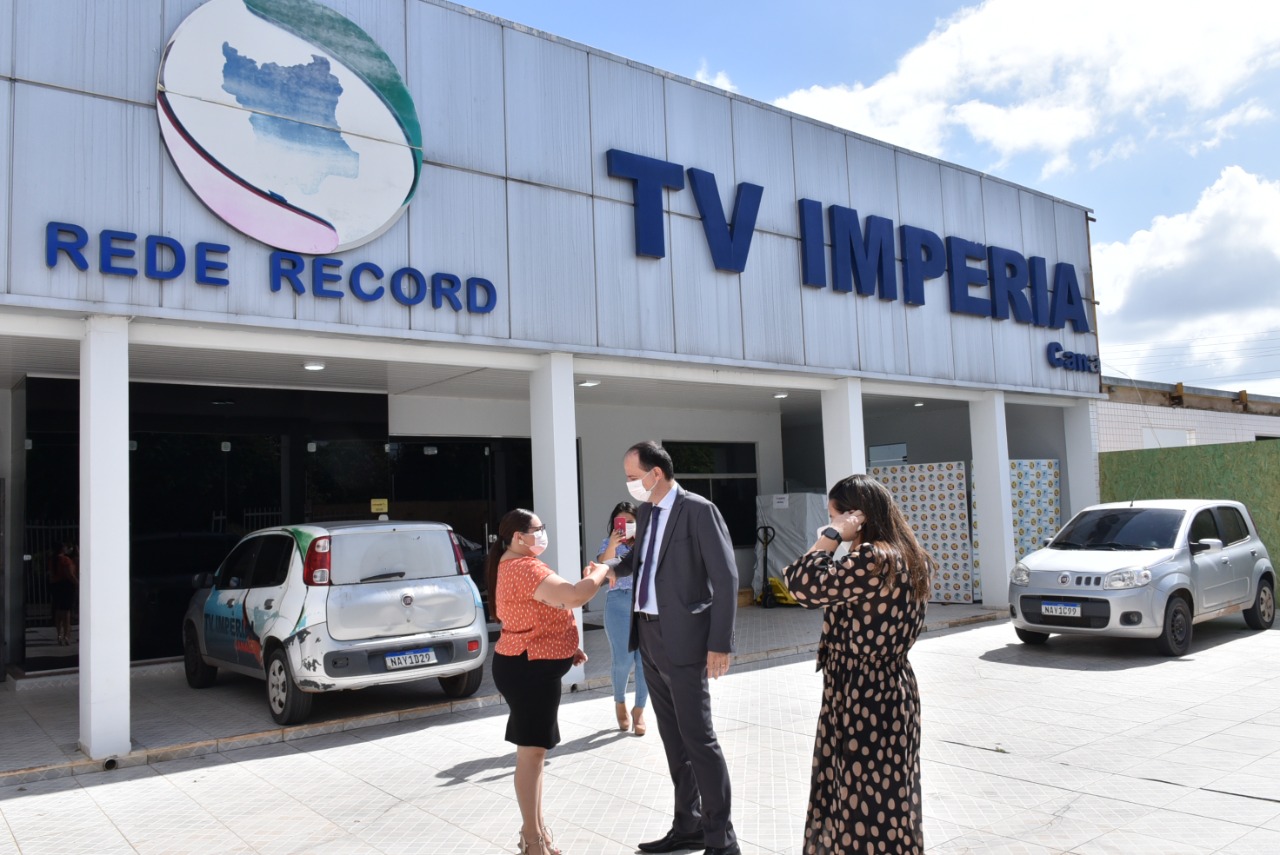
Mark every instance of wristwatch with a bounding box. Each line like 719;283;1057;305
819;526;842;542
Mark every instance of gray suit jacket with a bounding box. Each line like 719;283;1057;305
611;485;738;666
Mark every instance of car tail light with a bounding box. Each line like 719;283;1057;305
467;640;480;652
303;536;331;585
449;533;468;576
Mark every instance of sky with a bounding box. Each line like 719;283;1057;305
466;0;1280;396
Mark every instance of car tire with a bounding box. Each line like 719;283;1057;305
439;665;483;699
1015;626;1050;645
1156;596;1193;656
1244;576;1276;631
183;623;218;688
266;647;313;725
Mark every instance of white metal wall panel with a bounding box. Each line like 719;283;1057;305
847;137;904;373
793;120;850;211
856;290;911;376
316;0;407;73
0;83;9;294
507;182;595;346
593;198;675;353
410;2;505;176
157;151;235;318
163;0;204;40
1020;191;1062;390
847;137;900;234
731;101;795;238
11;87;161;308
503;29;591;194
409;166;510;340
332;216;412;332
0;0;12;78
1054;201;1100;394
16;0;162;104
670;214;743;359
589;55;667;202
801;282;859;370
941;166;996;384
740;232;803;364
664;79;734;220
895;154;953;380
983;179;1034;387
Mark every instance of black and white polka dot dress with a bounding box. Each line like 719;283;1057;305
784;543;927;855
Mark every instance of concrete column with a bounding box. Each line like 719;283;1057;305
1062;399;1099;520
528;353;584;685
969;391;1015;609
820;378;866;491
79;315;132;759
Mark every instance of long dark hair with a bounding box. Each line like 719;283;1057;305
485;508;536;598
605;501;638;533
828;474;934;600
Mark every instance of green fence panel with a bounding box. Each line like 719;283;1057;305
1100;442;1280;552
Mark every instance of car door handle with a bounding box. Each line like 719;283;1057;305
264;599;274;609
1220;557;1230;564
226;599;237;607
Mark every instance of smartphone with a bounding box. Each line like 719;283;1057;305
613;516;627;535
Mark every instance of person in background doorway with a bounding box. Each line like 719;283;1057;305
595;500;648;735
50;542;79;646
783;473;934;855
487;507;611;855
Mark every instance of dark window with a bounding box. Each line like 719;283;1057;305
1053;507;1184;550
1189;510;1220;544
216;540;258;590
1216;507;1250;545
252;535;294;588
664;441;758;547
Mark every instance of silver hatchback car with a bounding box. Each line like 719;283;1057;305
183;520;489;724
1009;499;1275;656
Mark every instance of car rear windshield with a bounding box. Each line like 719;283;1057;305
1052;507;1185;550
329;529;459;585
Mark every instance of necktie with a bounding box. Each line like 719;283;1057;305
636;506;662;610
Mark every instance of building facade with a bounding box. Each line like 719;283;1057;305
0;0;1100;759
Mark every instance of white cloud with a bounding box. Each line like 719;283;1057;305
1094;167;1280;391
695;60;737;93
1191;99;1274;153
773;0;1280;171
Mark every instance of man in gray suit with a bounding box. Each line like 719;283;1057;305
600;441;739;855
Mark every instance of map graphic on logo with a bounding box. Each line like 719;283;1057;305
157;0;423;254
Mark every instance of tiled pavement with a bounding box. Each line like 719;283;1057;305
4;607;1280;853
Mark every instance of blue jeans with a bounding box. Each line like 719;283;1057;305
604;585;647;708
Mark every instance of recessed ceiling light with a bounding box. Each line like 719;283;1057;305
773;392;789;399
577;380;601;387
913;401;924;407
303;361;326;371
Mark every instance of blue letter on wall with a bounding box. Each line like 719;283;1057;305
1049;263;1090;332
687;168;763;273
606;149;685;258
900;225;945;306
798;199;826;287
945;237;992;317
829;207;896;299
46;222;89;270
988;247;1032;322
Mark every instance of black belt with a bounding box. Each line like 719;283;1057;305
636;611;660;622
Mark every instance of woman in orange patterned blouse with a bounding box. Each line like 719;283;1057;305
487;507;611;855
783;474;934;855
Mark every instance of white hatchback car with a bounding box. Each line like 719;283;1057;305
1009;499;1275;656
184;521;488;724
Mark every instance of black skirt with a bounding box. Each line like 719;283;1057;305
492;651;572;749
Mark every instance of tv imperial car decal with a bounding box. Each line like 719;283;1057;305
156;0;423;254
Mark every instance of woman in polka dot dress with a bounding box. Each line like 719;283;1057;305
487;508;611;855
783;474;934;855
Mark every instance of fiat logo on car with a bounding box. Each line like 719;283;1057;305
402;594;414;607
1058;573;1071;585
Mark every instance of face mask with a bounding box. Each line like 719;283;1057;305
525;529;548;557
626;469;655;502
624;521;637;539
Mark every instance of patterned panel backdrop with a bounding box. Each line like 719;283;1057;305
971;459;1062;604
870;462;974;604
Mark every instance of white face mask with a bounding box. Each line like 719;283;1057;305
625;521;637;539
626;469;655;502
524;529;548;557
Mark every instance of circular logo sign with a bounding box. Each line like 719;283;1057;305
156;0;423;254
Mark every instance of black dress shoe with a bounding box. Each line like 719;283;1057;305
702;844;741;855
637;828;705;853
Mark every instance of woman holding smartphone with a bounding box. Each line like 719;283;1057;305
595;500;648;735
783;474;934;855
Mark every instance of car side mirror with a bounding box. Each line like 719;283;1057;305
1190;538;1223;555
1042;536;1053;547
192;572;213;589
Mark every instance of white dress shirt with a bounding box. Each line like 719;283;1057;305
635;481;678;615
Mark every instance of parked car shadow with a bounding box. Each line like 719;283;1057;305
978;616;1268;670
